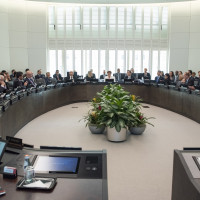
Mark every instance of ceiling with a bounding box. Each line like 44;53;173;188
26;0;196;4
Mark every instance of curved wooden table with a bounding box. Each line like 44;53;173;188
0;84;200;139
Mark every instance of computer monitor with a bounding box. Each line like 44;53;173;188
0;139;7;163
105;79;114;83
33;156;80;174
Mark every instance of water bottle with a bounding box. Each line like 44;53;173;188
24;155;31;171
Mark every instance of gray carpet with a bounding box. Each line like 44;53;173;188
16;102;200;200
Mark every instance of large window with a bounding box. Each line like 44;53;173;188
48;5;169;78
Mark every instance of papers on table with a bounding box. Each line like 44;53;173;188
23;180;52;188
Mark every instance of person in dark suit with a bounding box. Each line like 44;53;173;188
142;68;151;80
124;70;133;80
45;72;54;85
35;69;45;79
24;71;37;88
53;70;63;82
114;68;122;82
65;71;77;82
100;70;106;79
130;68;136;80
155;70;164;84
10;69;16;80
13;71;28;89
0;75;7;93
86;70;96;81
164;73;170;85
187;72;195;90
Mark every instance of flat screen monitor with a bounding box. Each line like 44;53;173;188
105;79;114;83
33;156;80;174
0;139;7;162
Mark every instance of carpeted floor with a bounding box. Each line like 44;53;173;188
16;102;200;200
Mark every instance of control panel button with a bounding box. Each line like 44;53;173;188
86;167;91;171
91;167;97;171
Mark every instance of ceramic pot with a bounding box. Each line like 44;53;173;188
107;127;127;142
129;124;146;135
88;124;105;134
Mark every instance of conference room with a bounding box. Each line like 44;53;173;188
1;0;200;199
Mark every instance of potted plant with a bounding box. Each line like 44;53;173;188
97;84;140;142
83;97;105;134
128;111;154;135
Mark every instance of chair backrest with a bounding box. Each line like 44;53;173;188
36;78;45;86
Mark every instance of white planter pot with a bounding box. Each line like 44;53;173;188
107;127;127;142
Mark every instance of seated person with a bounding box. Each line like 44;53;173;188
187;73;195;90
130;68;136;80
24;70;37;88
53;70;63;82
176;74;184;87
114;68;122;82
45;72;54;85
86;70;96;81
105;71;115;82
174;71;179;83
0;75;7;93
35;69;45;79
65;71;77;82
124;70;133;80
164;73;170;85
181;72;195;90
155;70;164;84
13;71;28;89
169;71;175;83
10;69;16;80
100;70;107;79
142;68;151;80
90;69;96;79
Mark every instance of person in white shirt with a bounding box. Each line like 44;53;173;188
105;71;115;82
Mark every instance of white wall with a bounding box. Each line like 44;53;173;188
169;0;200;73
0;0;47;75
1;0;200;75
0;1;10;69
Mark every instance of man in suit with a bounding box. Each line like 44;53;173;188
142;68;151;80
100;70;106;79
0;75;7;93
24;71;37;88
35;69;45;80
45;72;54;85
114;68;122;82
124;70;132;80
53;70;63;82
13;71;28;89
186;72;195;90
155;70;164;84
65;71;77;82
10;69;16;80
130;68;136;80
